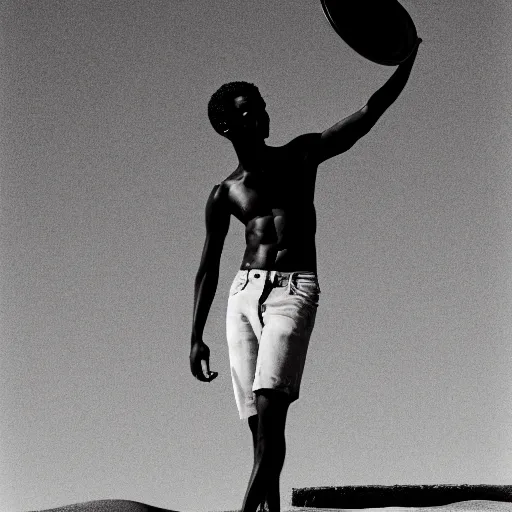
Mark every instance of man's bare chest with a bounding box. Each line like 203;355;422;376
227;171;305;223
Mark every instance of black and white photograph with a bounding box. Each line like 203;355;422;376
1;2;511;512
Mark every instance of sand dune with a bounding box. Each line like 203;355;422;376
27;500;177;512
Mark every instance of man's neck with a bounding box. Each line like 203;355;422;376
232;139;269;171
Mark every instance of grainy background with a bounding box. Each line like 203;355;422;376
1;1;511;511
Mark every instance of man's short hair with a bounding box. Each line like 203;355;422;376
207;81;262;134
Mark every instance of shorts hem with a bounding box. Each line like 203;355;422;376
239;406;258;421
253;386;298;400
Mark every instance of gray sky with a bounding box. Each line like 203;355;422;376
1;1;511;511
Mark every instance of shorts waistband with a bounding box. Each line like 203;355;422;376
235;269;318;287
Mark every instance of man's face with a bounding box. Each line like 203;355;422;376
225;94;270;141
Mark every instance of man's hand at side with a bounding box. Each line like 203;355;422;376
190;338;218;382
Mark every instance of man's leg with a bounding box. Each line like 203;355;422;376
242;390;290;512
248;416;280;512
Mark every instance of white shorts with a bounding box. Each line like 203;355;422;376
226;269;320;420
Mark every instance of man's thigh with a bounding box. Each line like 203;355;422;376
253;284;318;399
226;291;261;419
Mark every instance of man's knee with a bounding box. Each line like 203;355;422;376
255;389;291;411
254;389;290;436
248;414;259;440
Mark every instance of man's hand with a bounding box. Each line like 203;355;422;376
403;37;422;62
190;339;218;382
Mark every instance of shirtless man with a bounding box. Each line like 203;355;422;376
190;40;421;512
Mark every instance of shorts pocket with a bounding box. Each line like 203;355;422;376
290;278;320;306
229;274;248;297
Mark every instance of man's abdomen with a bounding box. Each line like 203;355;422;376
240;238;317;272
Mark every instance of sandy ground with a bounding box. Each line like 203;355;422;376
26;499;512;512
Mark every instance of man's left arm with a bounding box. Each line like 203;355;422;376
314;38;422;164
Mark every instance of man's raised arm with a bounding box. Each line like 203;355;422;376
314;38;422;164
190;184;230;382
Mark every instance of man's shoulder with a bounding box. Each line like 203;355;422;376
217;167;244;194
207;173;239;206
206;182;228;206
282;132;322;161
284;132;322;149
